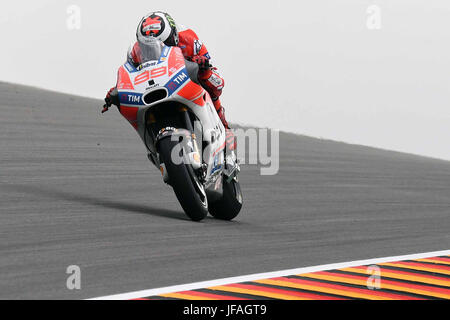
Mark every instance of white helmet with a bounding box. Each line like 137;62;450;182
136;11;179;47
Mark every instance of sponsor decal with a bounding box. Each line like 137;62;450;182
142;16;162;35
124;62;138;73
173;72;188;84
165;13;177;28
211;153;223;175
146;79;159;89
209;74;224;89
158;46;170;63
162;46;170;57
165;68;189;95
194;39;203;56
119;92;143;106
137;61;157;71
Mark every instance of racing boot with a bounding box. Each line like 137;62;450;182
213;98;238;179
213;98;236;152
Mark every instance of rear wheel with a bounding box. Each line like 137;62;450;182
209;177;243;221
158;137;208;222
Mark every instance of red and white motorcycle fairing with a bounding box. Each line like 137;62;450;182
111;41;244;223
118;46;228;179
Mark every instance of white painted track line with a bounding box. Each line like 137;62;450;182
88;250;450;300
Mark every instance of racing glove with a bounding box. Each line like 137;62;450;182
192;55;211;71
102;87;118;113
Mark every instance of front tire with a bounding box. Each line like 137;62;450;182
158;137;208;222
209;177;243;221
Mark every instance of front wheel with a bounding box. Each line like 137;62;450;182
158;137;208;222
209;177;243;221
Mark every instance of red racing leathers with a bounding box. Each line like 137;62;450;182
175;27;234;150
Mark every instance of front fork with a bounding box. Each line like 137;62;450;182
151;107;207;184
180;107;207;182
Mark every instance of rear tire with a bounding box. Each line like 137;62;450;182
209;177;243;221
158;137;208;222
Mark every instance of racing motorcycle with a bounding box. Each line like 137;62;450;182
104;39;243;221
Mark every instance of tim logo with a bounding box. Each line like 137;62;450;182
121;93;141;105
128;94;141;103
173;72;188;85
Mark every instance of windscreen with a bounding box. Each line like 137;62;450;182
135;38;165;64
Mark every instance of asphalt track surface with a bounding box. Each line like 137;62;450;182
1;82;449;299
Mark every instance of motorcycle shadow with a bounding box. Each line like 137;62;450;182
4;184;188;221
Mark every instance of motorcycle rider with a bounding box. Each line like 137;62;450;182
103;11;235;150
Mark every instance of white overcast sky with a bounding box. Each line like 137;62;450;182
1;0;449;160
